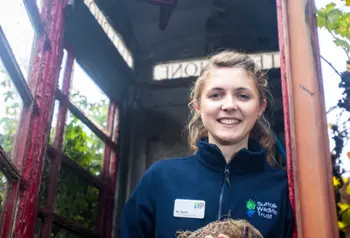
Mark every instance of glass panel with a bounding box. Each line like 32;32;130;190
55;163;99;229
58;50;68;90
63;112;104;176
112;107;119;142
39;155;51;208
0;0;36;80
0;59;23;158
70;61;109;129
51;224;83;238
36;0;43;12
49;101;60;145
0;170;8;217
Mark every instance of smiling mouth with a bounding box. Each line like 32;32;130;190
217;118;241;125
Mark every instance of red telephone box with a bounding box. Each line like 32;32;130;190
0;0;338;237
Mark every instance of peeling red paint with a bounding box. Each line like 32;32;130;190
275;0;297;237
12;0;66;237
1;182;20;238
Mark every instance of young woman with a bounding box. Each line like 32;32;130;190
120;51;293;238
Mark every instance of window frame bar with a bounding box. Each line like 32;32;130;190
46;145;105;189
41;51;74;237
55;89;117;151
23;0;45;36
0;27;34;105
38;209;101;238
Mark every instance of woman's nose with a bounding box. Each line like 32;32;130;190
221;96;237;111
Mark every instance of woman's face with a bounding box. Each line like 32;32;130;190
195;67;266;147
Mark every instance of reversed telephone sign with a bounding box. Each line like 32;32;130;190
153;52;281;81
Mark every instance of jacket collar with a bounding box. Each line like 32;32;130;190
196;137;266;174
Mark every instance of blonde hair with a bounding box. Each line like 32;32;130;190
187;50;277;166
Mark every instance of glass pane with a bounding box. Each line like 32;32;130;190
0;59;23;158
55;164;99;230
112;107;119;142
70;62;109;129
39;155;51;208
49;101;60;145
58;50;68;90
0;170;8;217
63;112;104;176
36;0;43;12
0;0;36;80
51;224;83;238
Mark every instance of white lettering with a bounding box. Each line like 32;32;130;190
153;52;280;80
256;200;279;220
184;63;198;76
83;0;133;68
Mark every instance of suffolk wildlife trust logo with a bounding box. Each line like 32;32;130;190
194;201;204;209
246;199;256;217
245;199;278;220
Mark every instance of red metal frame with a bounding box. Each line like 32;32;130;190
1;0;121;236
276;1;297;237
276;0;338;237
11;0;67;236
40;49;74;237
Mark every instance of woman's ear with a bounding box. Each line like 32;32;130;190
193;99;201;115
258;99;267;118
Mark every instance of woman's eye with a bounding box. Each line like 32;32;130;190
209;93;222;98
238;94;250;100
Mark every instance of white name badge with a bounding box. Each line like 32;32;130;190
173;199;206;219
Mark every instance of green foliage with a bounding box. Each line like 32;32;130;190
317;2;350;236
0;59;108;232
70;89;108;129
0;62;21;214
0;64;21;156
63;114;104;176
54;164;99;230
316;3;350;57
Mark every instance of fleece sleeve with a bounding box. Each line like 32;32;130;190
120;163;158;238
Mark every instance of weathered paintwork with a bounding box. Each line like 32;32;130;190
276;0;338;237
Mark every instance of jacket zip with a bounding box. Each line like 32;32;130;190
218;166;230;219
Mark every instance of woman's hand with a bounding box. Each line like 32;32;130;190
204;235;229;238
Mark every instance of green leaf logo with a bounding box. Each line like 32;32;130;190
246;199;256;210
246;199;256;218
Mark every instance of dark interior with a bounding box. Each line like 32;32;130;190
63;0;283;236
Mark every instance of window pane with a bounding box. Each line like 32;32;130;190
0;59;23;158
70;62;109;129
55;164;99;230
0;170;8;218
112;107;119;142
58;50;68;90
39;155;51;208
49;101;60;145
0;0;36;81
36;0;43;12
63;112;104;176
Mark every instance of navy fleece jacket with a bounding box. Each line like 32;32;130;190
120;138;293;238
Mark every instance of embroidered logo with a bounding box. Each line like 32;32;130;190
246;199;256;217
245;198;278;220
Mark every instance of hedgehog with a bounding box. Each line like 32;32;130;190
176;219;263;238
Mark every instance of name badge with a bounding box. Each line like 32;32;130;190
173;199;206;219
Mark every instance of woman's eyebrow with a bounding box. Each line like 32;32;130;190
235;87;252;92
